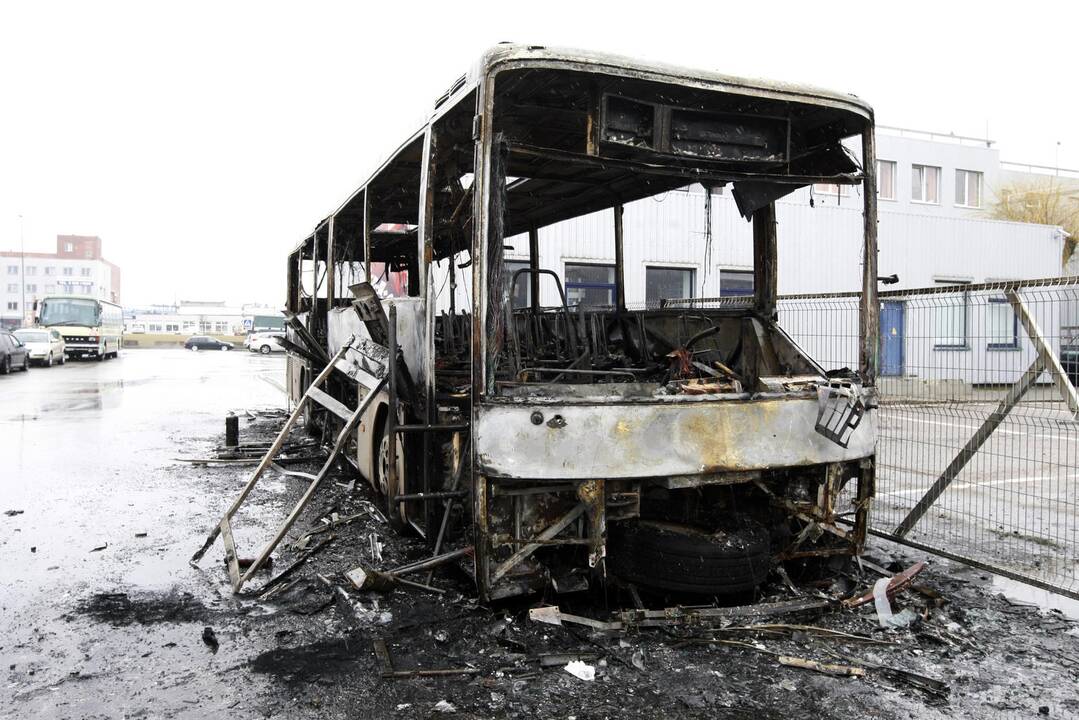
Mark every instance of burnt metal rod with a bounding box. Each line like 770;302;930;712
394;423;470;433
387;304;398;524
427;436;472;585
395;490;469;503
390;546;473;576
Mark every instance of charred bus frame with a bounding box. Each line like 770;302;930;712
285;46;880;602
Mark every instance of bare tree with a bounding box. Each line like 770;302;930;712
991;178;1079;264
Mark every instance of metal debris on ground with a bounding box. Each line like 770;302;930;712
843;561;926;609
372;638;479;680
777;655;864;677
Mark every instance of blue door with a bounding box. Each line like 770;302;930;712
880;301;905;376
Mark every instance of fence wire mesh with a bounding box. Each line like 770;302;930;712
774;277;1079;599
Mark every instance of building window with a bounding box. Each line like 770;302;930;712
6;284;15;293
955;169;983;208
44;266;55;276
80;267;92;277
504;260;532;310
933;280;970;349
6;265;16;275
214;322;229;333
166;323;179;333
812;183;850;198
149;323;162;332
25;266;36;275
877;160;897;200
63;267;73;276
25;284;37;293
987;297;1018;350
6;302;16;311
64;242;74;252
720;269;755;297
646;266;695;306
912;164;941;204
565;263;616;307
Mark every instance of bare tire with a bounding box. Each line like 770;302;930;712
259;345;272;355
376;422;407;531
607;519;771;595
1;356;9;374
22;355;30;372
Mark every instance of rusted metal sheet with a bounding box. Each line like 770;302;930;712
474;394;876;480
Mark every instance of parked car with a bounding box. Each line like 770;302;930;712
0;329;31;373
247;331;286;355
1063;344;1079;388
13;328;66;366
184;335;234;352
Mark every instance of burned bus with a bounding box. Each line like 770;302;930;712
283;46;880;602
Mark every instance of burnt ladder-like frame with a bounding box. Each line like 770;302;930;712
191;337;386;593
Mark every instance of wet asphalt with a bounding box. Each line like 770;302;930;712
4;349;1079;720
0;349;288;718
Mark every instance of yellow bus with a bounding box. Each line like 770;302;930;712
37;295;124;360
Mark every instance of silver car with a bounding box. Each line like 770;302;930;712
13;328;66;366
247;331;285;355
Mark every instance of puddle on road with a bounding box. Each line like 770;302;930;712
992;575;1079;620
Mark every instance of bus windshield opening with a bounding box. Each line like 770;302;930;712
40;298;99;327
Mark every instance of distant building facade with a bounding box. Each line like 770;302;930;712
0;234;122;328
126;301;280;337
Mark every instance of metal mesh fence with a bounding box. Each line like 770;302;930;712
772;277;1079;599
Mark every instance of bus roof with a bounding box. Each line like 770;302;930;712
292;45;874;257
40;295;122;308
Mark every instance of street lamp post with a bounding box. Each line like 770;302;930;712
18;214;25;327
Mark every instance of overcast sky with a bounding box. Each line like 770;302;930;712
1;1;1075;307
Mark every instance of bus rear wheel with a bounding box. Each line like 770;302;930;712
376;422;407;531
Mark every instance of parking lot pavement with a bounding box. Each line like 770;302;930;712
0;349;289;718
873;403;1079;588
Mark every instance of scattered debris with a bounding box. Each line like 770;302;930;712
4;509;24;517
529;597;832;632
134;532;148;538
89;543;108;553
844;561;926;609
372;638;479;680
563;659;596;681
432;700;456;713
255;534;336;599
777;655;864;677
345;566;446;595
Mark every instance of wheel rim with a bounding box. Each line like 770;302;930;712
377;434;391;497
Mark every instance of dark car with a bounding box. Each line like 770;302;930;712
1063;345;1079;388
0;329;31;373
184;335;234;352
